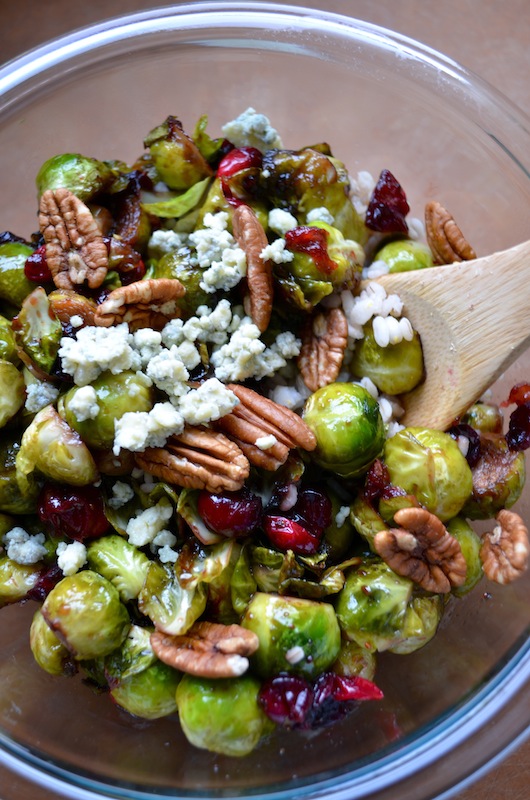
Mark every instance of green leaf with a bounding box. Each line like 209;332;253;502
141;177;212;219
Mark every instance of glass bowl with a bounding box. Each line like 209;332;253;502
1;3;530;799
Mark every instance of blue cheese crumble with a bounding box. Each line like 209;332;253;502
221;107;283;151
24;380;60;414
67;385;100;422
59;323;141;386
178;378;239;426
56;541;87;576
126;500;173;547
3;527;47;565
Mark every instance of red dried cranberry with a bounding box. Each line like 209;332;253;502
217;147;263;207
217;146;263;178
284;226;337;275
447;423;481;467
506;402;530;451
502;382;530;408
258;674;314;727
362;459;406;504
263;514;321;554
331;674;384;703
24;245;52;283
365;169;409;234
197;487;262;537
26;563;63;602
295;486;332;533
304;672;384;729
37;484;109;541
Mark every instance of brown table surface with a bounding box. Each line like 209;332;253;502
1;0;530;798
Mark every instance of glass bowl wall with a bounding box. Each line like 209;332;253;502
0;4;530;799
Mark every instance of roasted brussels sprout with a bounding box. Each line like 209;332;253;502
332;639;377;681
349;323;424;395
152;252;210;315
373;239;433;273
144;116;213;191
110;661;181;720
461;402;504;434
446;517;483;595
0;242;37;308
461;433;525;519
303;382;386;478
241;592;341;679
387;594;444;655
0;360;24;428
13;287;62;373
60;371;154;450
176;674;272;756
350;494;388;551
138;562;207;635
0;432;39;514
30;608;75;676
0;556;40;606
41;570;130;660
0;315;19;363
86;534;151;602
383;427;473;521
36;153;115;201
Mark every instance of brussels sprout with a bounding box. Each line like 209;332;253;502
383;427;473;521
16;405;99;493
303;383;386;478
285;222;362;290
332;639;377;681
373;239;433;273
0;360;24;428
152;252;210;316
0;555;40;606
42;570;130;660
273;260;333;312
230;542;257;616
461;402;504;434
335;559;414;652
322;494;358;562
0;432;39;514
30;608;75;676
138;562;207;635
14;287;62;373
141;178;212;221
86;535;151;602
461;433;525;520
241;592;341;679
386;594;444;655
0;242;37;307
59;371;154;450
349;495;388;550
378;494;420;524
176;674;272;756
110;660;181;720
446;517;483;595
104;624;156;684
349;323;424;395
36;153;114;201
0;315;19;364
144;116;213;191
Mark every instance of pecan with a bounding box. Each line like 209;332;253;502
151;621;259;678
232;204;273;333
425;200;477;264
93;278;185;331
215;384;316;471
39;188;109;291
135;426;249;492
480;509;529;584
298;307;348;392
374;506;467;593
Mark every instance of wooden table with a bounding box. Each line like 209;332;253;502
1;1;529;797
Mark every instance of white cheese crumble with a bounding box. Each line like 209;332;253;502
24;381;60;414
221;107;283;151
107;481;135;509
56;541;87;576
199;245;247;293
146;346;190;400
59;323;140;386
178;378;239;426
268;208;298;236
3;528;47;565
150;529;179;563
126;500;173;548
162;299;233;347
131;328;163;367
67;385;100;422
147;229;188;260
335;505;351;528
113;402;184;454
255;434;277;450
261;238;293;264
211;321;301;383
306;206;335;225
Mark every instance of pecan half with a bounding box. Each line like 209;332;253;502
480;509;529;584
374;506;467;593
39;188;109;291
151;621;259;678
298;307;348;392
232;204;273;333
93;278;185;331
215;384;316;471
425;200;477;264
135;426;249;492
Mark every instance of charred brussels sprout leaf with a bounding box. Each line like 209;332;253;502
36;153;115;202
86;535;151;602
303;382;386;478
42;570;130;660
350;495;389;551
176;674;272;756
141;178;211;219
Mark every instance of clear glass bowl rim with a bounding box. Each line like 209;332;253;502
1;3;530;800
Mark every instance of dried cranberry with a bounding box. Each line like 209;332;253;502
284;226;337;275
330;674;384;703
26;563;63;602
217;146;263;207
197;487;263;537
24;244;52;283
502;382;530;408
362;459;406;504
447;423;481;467
295;486;332;532
304;672;384;730
365;169;409;234
506;402;530;451
263;514;321;554
104;236;146;285
217;146;263;178
37;484;109;541
258;674;314;727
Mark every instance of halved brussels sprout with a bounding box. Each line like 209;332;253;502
104;624;156;684
86;534;151;602
373;239;433;273
446;517;483;595
303;382;386;478
36;153;115;201
386;594;444;655
16;405;99;493
461;402;504;434
0;242;36;307
0;360;24;428
14;287;62;373
138;562;207;635
110;660;181;720
0;432;39;514
0;556;40;606
42;570;130;660
349;323;424;395
332;639;377;681
241;592;341;679
461;433;525;520
176;674;272;756
0;315;19;364
383;427;473;521
30;608;75;676
144;116;213;191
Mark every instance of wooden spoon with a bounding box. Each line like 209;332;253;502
371;239;530;430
